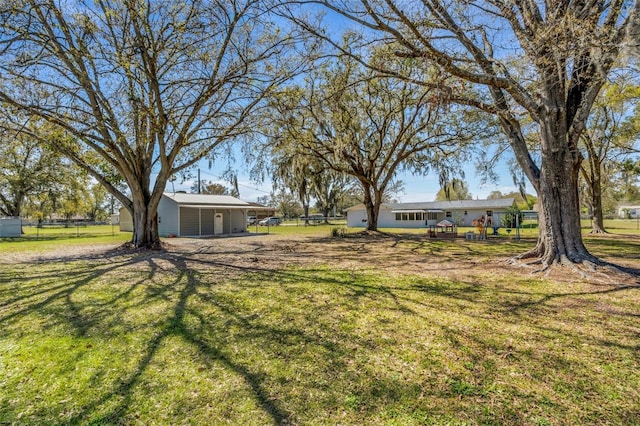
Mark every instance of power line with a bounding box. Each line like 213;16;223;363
197;169;272;194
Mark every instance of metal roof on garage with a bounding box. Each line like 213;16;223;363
178;204;250;210
164;192;250;206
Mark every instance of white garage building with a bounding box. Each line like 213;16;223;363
120;193;264;237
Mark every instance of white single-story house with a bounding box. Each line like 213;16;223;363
346;198;516;229
119;192;269;237
0;217;22;237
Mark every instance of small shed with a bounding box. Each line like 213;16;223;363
0;217;22;237
119;193;269;237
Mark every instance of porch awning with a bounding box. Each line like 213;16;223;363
391;209;428;213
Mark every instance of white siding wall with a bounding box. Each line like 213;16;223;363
347;209;369;227
377;209;404;228
461;209;490;226
347;207;509;228
230;210;246;233
158;197;179;236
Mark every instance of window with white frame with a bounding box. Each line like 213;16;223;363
395;212;424;221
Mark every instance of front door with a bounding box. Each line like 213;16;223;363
214;213;223;235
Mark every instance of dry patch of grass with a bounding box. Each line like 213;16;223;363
1;232;639;424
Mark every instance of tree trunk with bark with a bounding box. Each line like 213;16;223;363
361;183;382;232
303;203;310;226
537;153;593;265
589;176;607;234
580;156;607;234
123;171;167;249
520;119;601;267
131;201;160;249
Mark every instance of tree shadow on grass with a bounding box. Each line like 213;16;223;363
2;251;347;424
67;254;292;424
3;239;640;424
0;256;155;334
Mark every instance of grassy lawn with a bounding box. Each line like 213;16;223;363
0;225;130;255
1;227;639;424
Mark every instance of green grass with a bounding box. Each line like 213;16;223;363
1;234;639;424
0;225;130;254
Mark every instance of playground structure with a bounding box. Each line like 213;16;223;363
470;214;521;240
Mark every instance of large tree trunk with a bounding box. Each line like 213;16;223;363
362;185;380;231
579;152;607;234
131;197;161;249
589;178;607;234
303;203;310;225
530;127;600;267
363;199;379;231
322;206;331;224
127;180;163;249
588;163;607;234
512;118;603;268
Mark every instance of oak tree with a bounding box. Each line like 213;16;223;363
313;0;640;267
580;79;640;233
0;0;311;248
268;53;477;230
0;116;76;218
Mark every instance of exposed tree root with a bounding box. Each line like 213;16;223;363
589;229;608;234
117;241;166;252
507;251;640;284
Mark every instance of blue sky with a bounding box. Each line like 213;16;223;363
166;156;531;203
164;5;534;203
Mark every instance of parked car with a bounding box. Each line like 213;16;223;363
247;216;258;225
259;217;282;226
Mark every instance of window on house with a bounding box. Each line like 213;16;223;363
486;210;493;217
395;213;401;221
445;211;452;218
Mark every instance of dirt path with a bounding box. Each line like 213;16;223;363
3;232;638;285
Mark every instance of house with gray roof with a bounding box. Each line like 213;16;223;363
119;192;270;237
345;198;516;229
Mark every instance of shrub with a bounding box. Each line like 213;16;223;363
331;227;347;238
